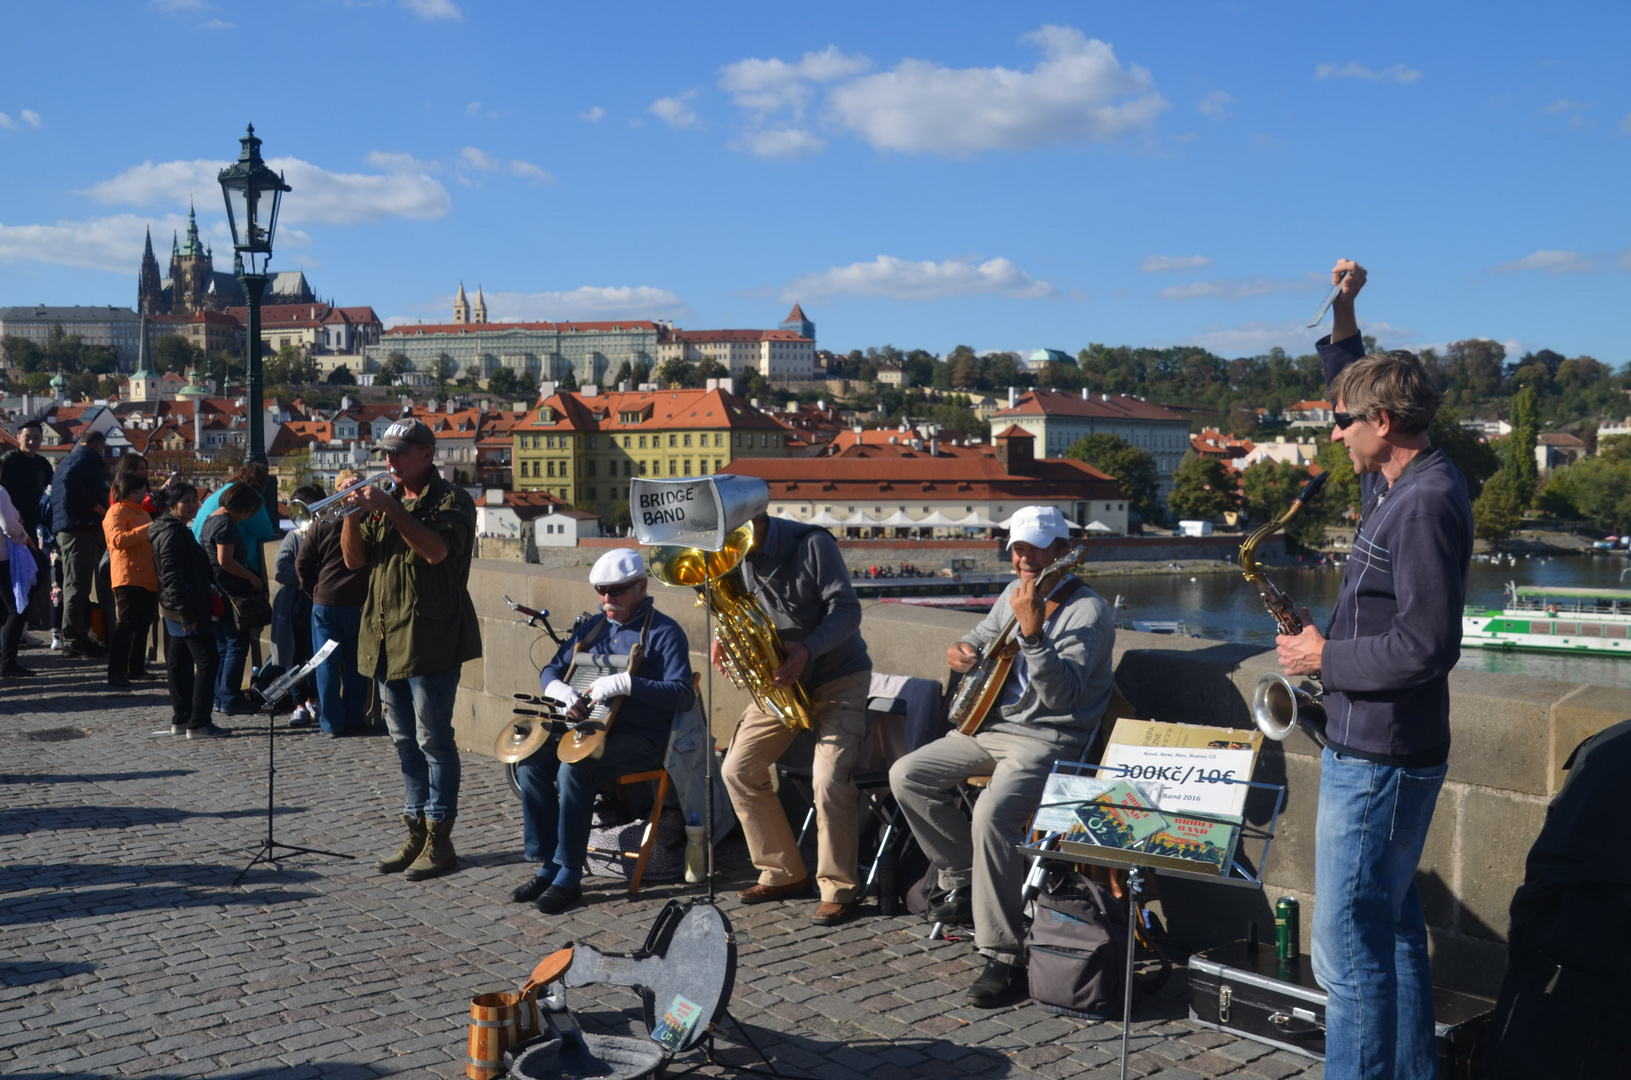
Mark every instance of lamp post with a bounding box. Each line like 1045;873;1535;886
218;123;290;466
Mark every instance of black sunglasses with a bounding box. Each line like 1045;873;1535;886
594;581;638;598
1332;411;1363;430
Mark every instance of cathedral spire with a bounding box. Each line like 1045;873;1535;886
473;284;487;324
453;281;470;324
181;198;205;257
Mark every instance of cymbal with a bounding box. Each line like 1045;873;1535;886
494;718;552;763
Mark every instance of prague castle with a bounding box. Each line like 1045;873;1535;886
136;200;315;317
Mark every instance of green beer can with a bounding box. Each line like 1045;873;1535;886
1275;897;1300;961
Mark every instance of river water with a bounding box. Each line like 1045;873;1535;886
1096;552;1631;691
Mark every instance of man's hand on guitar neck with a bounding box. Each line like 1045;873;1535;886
1010;576;1047;640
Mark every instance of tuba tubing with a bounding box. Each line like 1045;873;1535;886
1251;671;1328;748
648;525;814;731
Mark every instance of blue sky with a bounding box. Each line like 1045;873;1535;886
1;1;1627;364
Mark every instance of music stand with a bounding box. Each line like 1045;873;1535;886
233;639;353;885
1021;760;1287;1080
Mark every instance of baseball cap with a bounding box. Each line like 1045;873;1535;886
373;417;436;452
589;548;646;587
1005;505;1072;549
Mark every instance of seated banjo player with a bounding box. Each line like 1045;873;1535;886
512;548;694;915
889;505;1116;1009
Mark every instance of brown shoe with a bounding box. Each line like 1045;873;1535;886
736;878;812;904
811;901;856;926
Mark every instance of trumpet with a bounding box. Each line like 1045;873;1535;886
288;471;396;534
648;523;813;731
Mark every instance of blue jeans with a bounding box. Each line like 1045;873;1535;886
311;604;368;735
380;666;463;821
213;618;252;711
515;730;665;889
1312;746;1447;1080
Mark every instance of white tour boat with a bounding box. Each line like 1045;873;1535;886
1461;583;1631;655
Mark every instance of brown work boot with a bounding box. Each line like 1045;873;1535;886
404;817;457;881
374;814;427;874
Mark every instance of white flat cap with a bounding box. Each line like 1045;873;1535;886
1006;505;1072;549
589;548;646;587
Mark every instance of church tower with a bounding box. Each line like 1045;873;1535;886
137;228;164;314
170;200;215;316
780;302;815;343
473;285;488;324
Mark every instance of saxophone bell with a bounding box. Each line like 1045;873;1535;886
1251;671;1328;748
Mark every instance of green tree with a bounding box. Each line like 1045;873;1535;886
152;334;199;375
430;352;456;385
609;499;632;535
630;360;651;386
1239;461;1338;552
1427;408;1502;500
1064;433;1161;522
613;360;633;385
1472;472;1523;542
375;352;410;384
487;367;522;396
1313;439;1360;519
1167;455;1240;521
1504;384;1539;507
1547;449;1631;533
556;367;578;392
326;364;356;385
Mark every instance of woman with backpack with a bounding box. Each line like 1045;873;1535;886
151;480;224;738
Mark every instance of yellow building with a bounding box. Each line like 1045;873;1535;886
513;386;788;513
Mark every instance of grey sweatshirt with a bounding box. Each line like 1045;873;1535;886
739;518;870;690
958;577;1116;748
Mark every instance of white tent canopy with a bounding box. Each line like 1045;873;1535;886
957;511;1000;528
806;510;844;527
1084;520;1114;533
875;510;918;527
840;511;884;527
916;510;962;527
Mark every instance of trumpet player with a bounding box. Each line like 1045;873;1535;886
720;512;871;927
512;548;693;915
1276;260;1472;1080
342;417;482;882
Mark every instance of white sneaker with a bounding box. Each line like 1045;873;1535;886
50;632;63;651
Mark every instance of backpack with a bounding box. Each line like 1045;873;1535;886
1025;868;1129;1020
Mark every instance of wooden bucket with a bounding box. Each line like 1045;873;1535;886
466;988;538;1080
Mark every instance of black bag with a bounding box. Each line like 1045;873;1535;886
229;590;273;631
1026;868;1128;1020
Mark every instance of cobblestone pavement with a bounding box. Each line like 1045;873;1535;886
0;649;1324;1079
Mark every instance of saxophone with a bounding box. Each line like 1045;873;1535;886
1238;471;1328;746
647;524;814;731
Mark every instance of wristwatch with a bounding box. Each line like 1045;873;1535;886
1020;631;1044;648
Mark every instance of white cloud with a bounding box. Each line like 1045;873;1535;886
149;0;210;12
466;101;483;117
20;110;42;129
1158;276;1315;300
651;92;701;129
719;46;873;118
197;19;234;30
1314;62;1421;83
1197;91;1236;119
394;286;692;326
365;149;438;173
0;114;13;131
401;0;460;20
1490;249;1594;273
0;213;191;273
783;254;1056;303
580;106;606;123
1182;318;1415;358
826;26;1167;156
509;160;553;184
80;156;452;225
1543;99;1592;114
729;128;827;159
1141;254;1212;272
459;146;501;171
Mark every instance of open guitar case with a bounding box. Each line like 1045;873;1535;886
505;899;737;1080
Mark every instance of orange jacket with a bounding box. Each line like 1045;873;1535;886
103;498;157;591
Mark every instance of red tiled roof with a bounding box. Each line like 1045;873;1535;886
784;303;808;323
994;390;1187;423
663;329;810;344
518;388;783;433
1287;400;1332;412
994;425;1032;440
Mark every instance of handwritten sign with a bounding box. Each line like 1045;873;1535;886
630;475;768;551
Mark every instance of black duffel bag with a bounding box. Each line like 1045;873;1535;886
1026;868;1129;1021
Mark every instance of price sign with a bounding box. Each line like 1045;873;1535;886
1099;742;1256;820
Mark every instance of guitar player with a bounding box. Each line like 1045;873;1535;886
511;548;695;915
889;505;1117;1008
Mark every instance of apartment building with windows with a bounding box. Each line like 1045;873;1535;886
991;389;1192;497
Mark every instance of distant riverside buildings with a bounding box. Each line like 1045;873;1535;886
511;383;786;516
991;388;1191;496
0;305;144;370
374;319;663;388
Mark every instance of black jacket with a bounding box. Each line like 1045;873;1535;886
48;444;108;534
151;515;215;627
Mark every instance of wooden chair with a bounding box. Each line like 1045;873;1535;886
583;767;672;896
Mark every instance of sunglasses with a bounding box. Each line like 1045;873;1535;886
1332;411;1363;430
594;581;639;598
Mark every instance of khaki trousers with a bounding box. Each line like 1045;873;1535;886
889;729;1064;963
722;669;871;903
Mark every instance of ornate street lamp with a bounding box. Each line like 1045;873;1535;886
218;123;290;466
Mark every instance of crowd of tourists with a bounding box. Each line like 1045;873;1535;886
0;422;373;742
